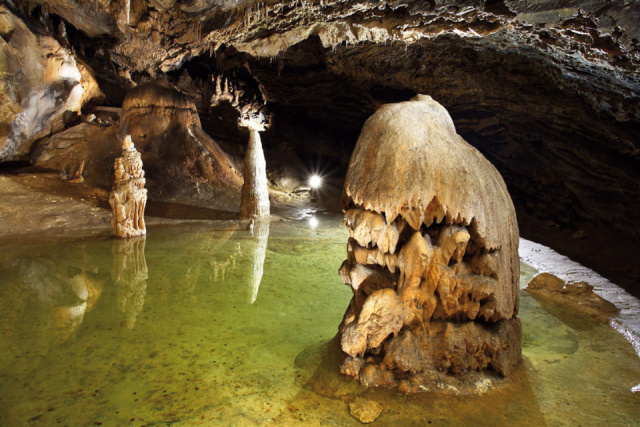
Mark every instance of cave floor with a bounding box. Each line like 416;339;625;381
0;215;639;425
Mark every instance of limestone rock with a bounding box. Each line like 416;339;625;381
109;135;147;238
526;273;619;319
0;5;102;161
31;123;121;189
338;96;521;390
349;398;383;424
118;81;242;206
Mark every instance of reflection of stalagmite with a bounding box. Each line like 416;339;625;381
112;236;148;329
338;95;521;391
248;220;270;304
240;123;270;218
109;135;148;238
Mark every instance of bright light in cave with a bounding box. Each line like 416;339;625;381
309;174;323;189
309;216;318;229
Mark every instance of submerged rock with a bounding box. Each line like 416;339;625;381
349;398;383;424
527;272;619;320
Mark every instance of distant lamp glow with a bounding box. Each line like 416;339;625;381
309;174;323;189
309;216;318;229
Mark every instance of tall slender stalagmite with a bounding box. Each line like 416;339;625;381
240;125;270;218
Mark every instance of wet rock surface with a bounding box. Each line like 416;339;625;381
526;272;619;321
349;397;383;424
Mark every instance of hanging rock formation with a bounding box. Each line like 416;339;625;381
338;95;521;391
109;135;147;238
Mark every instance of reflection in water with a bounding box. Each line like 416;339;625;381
248;220;270;304
1;217;639;426
112;237;148;329
0;246;105;377
11;254;104;344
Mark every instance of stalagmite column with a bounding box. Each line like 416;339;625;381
338;95;521;392
239;120;270;218
109;135;148;238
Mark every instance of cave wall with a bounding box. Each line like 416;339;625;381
1;0;639;294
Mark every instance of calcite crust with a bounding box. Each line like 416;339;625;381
338;95;521;391
109;136;147;238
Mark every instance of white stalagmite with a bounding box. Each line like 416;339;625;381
240;128;270;218
109;135;148;238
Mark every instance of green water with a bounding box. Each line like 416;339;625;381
0;214;639;426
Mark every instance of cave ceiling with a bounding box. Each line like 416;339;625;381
3;0;640;292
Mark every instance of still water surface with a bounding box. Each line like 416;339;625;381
0;214;639;425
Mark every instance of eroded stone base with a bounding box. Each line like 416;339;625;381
341;317;521;390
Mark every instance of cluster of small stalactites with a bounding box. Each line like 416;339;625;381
338;205;522;384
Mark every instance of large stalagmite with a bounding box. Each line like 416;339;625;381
339;95;521;391
109;135;147;238
239;120;270;219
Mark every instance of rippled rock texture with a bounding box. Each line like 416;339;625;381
338;96;521;390
2;0;640;293
109;135;147;238
0;4;102;161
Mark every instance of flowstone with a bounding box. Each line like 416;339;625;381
338;95;521;391
109;135;147;238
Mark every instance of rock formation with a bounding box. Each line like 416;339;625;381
109;135;147;238
526;272;618;321
118;81;242;205
338;95;521;390
0;4;103;161
239;117;270;218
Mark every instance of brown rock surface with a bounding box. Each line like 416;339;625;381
338;95;521;390
349;398;383;424
0;4;103;161
526;272;619;320
118;81;243;209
